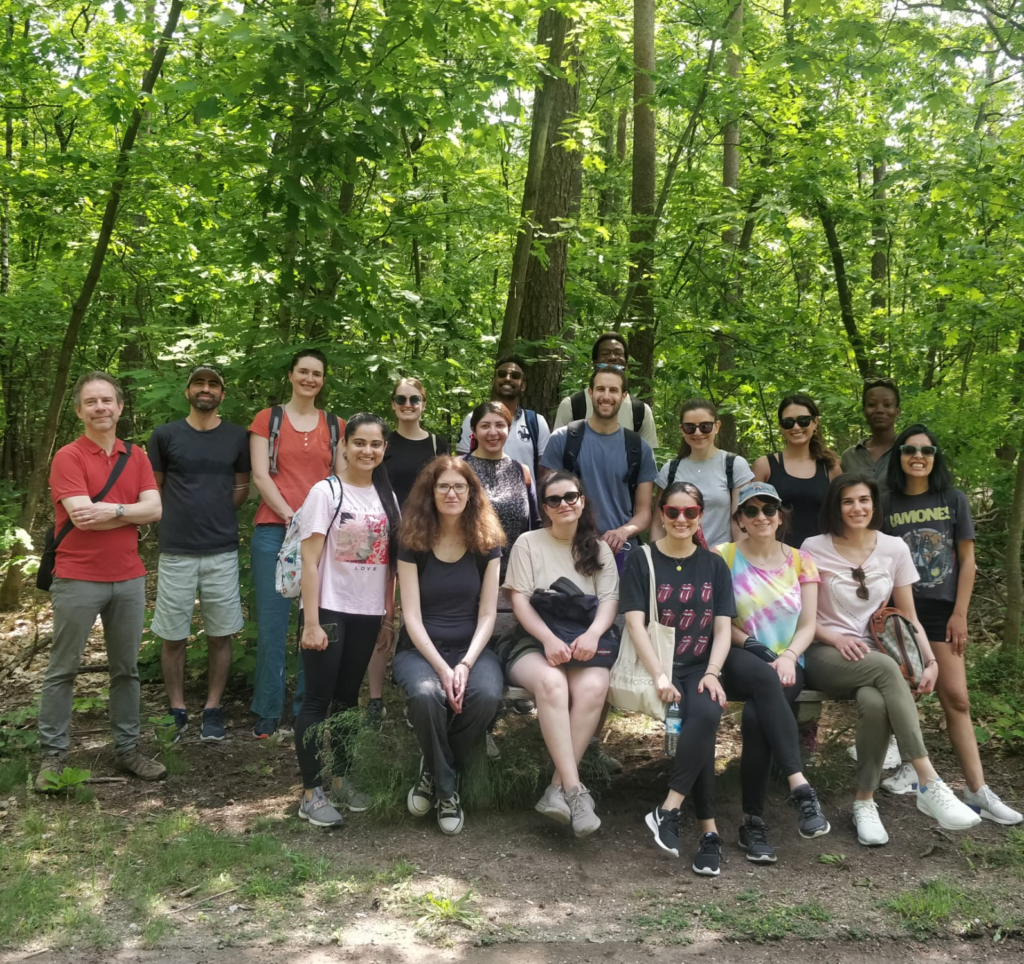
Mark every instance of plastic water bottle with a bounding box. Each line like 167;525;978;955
665;701;682;757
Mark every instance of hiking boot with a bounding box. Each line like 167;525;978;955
298;787;344;828
116;748;168;781
34;753;67;793
882;763;918;795
365;697;386;728
200;707;226;743
917;779;982;831
535;783;571;825
253;717;278;739
583;738;623;774
692;832;722;876
330;779;371;813
437;793;465;835
738;815;776;863
646;805;681;858
963;785;1024;826
564;784;601;838
790;783;830;839
407;757;434;817
852;799;888;846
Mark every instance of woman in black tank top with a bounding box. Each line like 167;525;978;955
752;395;840;549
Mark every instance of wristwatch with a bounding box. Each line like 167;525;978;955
116;504;125;518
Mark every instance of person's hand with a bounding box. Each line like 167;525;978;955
698;673;727;705
543;636;570;667
773;655;798;687
283;509;295;526
69;502;120;528
450;662;469;713
915;660;939;696
946;613;968;657
602;526;629;553
655;672;681;703
834;635;872;661
570;630;599;662
438;663;457;708
375;620;394;653
300;624;328;651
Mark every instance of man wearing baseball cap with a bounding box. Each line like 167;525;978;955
148;364;251;743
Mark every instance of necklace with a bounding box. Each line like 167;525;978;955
658;542;695;571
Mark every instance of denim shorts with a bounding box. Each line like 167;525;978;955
150;551;244;640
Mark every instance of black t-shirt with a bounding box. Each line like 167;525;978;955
384;432;451;508
397;545;501;659
620;544;736;671
148;419;251;554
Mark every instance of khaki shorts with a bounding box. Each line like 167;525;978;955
151;551;244;640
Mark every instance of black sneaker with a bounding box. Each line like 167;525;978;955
738;815;777;863
253;717;278;739
790;783;831;839
692;832;722;876
168;708;188;744
645;806;681;858
201;707;227;743
365;698;386;728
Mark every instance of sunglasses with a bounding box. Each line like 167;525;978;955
780;415;814;429
594;362;625;372
542;491;581;508
495;369;523;381
740;503;780;519
900;444;937;457
435;482;469;495
851;566;870;601
680;421;715;436
662;505;702;521
393;394;423;406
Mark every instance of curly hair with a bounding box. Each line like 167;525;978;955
539;471;603;577
777;393;838;471
399;456;506;556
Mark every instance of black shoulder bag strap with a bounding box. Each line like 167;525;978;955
631;395;645;434
562;419;586;476
52;442;134;556
267;405;284;475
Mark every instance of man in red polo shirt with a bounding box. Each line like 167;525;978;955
36;372;166;791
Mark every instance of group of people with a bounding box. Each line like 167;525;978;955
34;334;1021;878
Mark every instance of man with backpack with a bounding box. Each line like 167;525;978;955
552;333;658;448
35;372;165;791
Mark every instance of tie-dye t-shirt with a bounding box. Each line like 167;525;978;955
713;543;820;661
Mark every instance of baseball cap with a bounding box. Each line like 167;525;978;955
187;364;225;387
736;481;782;508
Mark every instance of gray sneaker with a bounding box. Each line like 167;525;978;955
535;783;571;825
298;787;344;827
330;779;371;813
34;752;68;793
116;748;167;781
564;783;601;838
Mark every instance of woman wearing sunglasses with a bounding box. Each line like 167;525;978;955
383;378;451;508
801;474;981;845
465;401;538;582
881;426;1021;824
712;481;830;862
500;472;619;838
393;457;505;835
752;394;840;549
652;398;754;549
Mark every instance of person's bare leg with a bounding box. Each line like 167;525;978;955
566;666;610;766
933;642;985;792
161;639;187;709
367;644;388;701
511;653;579;789
205;635;233;709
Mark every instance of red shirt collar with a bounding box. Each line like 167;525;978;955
78;434;128;457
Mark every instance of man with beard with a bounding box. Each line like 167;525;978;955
840;377;900;495
456;355;550;478
148;364;251;743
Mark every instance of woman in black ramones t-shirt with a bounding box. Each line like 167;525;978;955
391;456;506;836
620;482;735;877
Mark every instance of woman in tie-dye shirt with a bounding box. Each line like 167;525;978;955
711;481;829;864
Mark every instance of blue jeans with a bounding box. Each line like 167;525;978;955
250;525;304;721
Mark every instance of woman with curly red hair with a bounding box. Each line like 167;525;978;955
393;456;506;835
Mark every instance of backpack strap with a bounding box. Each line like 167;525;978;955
570;390;586;422
267;405;284;475
52;442;134;557
430;433;437;456
518;460;542;531
326;413;341;470
623;428;643;507
562;419;586;476
725;453;736;493
667;458;680;488
523;408;540;475
631;395;644;434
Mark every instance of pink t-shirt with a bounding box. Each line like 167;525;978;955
298;479;394;616
800;532;919;640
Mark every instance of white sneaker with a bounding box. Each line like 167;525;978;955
485;732;500;760
962;785;1024;826
436;793;465;835
917;779;983;830
852;799;889;846
407;757;434;817
882;763;918;795
847;735;901;769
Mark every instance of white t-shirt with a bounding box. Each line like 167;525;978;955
298;478;394;616
800;532;919;640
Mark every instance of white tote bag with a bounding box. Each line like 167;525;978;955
608;544;676;720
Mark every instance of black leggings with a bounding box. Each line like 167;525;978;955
295;608;381;789
668;663;723;819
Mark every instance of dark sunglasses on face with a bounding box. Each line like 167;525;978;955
851;566;870;601
780;415;814;429
680;421;715;436
662;505;702;521
393;395;423;406
740;503;780;519
542;491;581;508
900;444;937;457
495;369;523;381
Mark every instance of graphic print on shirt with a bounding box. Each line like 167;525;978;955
333;511;390;566
903;527;952;589
828;568;893;623
517;422;533;444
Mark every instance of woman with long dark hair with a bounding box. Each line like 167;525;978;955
293;413;400;828
752;394;841;549
249;349;344;739
881;425;1021;824
393;457;506;835
499;471;618;837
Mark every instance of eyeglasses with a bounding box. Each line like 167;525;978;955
680;421;715;436
435;483;469;495
780;415;814;430
542;491;581;508
494;369;523;381
740;503;780;519
594;362;625;373
900;444;937;457
393;394;423;406
662;505;702;521
851;567;870;601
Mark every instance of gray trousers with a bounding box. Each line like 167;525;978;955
38;576;147;755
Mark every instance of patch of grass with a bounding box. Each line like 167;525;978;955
962;827;1024;877
819;853;846;864
142;917;176;948
412;889;484;937
0;755;30;794
884;877;997;939
635;902;692;944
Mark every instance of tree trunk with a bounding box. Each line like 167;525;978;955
0;0;185;610
496;9;569;358
870;156;887;311
1004;430;1024;649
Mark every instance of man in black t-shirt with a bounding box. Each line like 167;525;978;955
148;365;251;743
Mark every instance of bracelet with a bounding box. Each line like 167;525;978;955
458;660;472;670
702;671;720;680
778;650;797;661
706;662;721;673
925;658;937;667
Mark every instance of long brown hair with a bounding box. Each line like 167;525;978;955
777;393;837;470
675;397;717;459
399;456;506;555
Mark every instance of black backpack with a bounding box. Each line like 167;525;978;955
561;419;643;506
570;389;645;434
